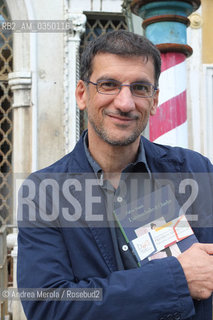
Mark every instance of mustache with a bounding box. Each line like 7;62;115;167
104;110;139;120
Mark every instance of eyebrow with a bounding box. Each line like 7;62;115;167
96;76;153;85
96;76;117;82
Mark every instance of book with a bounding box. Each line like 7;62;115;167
114;185;198;266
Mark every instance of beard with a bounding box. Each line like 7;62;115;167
88;110;148;146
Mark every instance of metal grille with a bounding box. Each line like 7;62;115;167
79;12;128;134
0;0;13;228
0;226;8;319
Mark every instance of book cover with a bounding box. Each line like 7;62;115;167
114;185;198;265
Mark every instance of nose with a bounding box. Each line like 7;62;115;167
113;86;135;113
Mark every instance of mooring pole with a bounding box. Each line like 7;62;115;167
131;0;201;147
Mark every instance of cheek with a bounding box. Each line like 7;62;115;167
91;95;115;112
136;101;151;115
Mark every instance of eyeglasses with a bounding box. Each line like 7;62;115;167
84;79;158;98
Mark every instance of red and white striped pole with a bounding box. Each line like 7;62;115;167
131;0;201;147
150;52;188;146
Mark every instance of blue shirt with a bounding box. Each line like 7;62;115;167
84;132;153;270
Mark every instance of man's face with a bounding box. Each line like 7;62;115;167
76;53;159;146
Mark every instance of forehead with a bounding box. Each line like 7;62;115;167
90;53;155;82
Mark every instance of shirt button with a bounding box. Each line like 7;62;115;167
117;196;123;203
122;245;128;252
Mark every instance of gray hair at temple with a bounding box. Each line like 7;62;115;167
80;30;161;87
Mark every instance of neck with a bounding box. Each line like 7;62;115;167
87;130;140;188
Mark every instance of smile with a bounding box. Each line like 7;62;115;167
105;111;139;122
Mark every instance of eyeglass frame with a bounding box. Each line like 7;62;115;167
84;79;158;98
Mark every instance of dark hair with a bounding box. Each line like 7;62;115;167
80;30;161;87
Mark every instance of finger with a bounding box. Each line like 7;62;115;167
194;243;213;254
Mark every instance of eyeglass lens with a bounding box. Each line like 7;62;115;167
97;80;154;97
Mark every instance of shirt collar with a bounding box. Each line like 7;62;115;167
83;130;150;175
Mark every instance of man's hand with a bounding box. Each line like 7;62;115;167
177;243;213;300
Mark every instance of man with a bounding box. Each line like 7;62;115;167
18;30;213;320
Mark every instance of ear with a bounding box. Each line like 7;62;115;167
75;80;88;111
150;89;159;116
